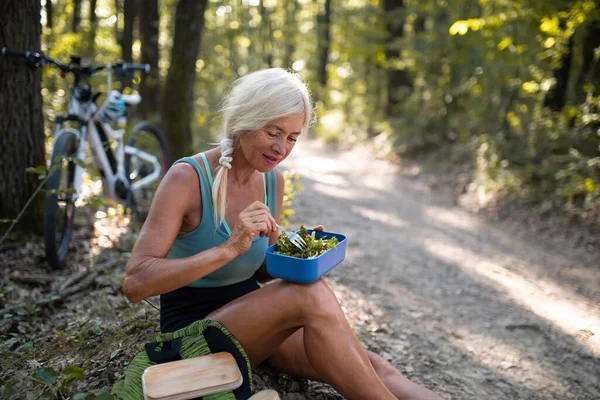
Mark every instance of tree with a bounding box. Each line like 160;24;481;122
576;18;600;96
383;0;412;118
139;0;161;120
0;0;45;236
260;1;273;67
88;0;98;55
544;35;573;112
162;0;209;160
120;0;136;62
46;0;54;30
72;0;82;32
282;0;300;69
317;0;332;87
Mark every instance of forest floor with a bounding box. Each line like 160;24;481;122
1;139;599;399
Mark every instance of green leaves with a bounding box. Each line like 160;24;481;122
28;365;89;400
31;368;58;385
281;171;303;228
60;366;85;386
73;391;115;400
275;226;339;259
26;165;48;178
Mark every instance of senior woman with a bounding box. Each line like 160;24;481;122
123;68;442;400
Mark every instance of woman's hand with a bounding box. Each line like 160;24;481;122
311;225;325;231
224;201;277;257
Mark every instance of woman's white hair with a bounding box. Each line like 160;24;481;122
212;68;314;229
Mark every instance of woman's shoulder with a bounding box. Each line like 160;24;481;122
189;149;219;176
157;158;204;221
273;168;284;185
161;161;201;193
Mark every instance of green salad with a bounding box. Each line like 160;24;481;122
275;226;339;259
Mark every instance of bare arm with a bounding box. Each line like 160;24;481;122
123;163;277;303
254;169;285;283
122;164;237;303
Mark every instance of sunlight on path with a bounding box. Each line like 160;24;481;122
424;240;600;356
284;140;600;398
287;140;600;356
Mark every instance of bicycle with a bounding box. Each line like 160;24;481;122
1;48;172;269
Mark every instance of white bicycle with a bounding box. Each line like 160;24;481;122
2;48;172;269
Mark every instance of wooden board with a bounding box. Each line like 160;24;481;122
248;390;281;400
142;352;243;400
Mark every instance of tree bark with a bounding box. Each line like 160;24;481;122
0;0;45;237
260;1;273;67
383;0;412;118
121;0;136;62
115;0;122;45
317;0;331;87
544;35;573;112
139;0;161;120
88;0;98;55
46;0;53;30
72;0;82;32
282;0;299;69
162;0;208;160
577;19;600;90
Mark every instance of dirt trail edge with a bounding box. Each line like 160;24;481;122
1;140;599;400
277;140;600;400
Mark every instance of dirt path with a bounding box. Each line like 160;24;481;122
280;140;600;399
1;140;599;399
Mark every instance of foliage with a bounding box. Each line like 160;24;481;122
385;0;600;223
3;362;113;400
275;225;339;259
281;170;302;228
35;0;599;223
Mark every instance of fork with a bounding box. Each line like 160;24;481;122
275;223;307;250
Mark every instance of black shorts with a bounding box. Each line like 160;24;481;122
159;278;260;399
159;277;260;333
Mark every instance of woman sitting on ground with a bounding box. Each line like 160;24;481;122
123;68;442;400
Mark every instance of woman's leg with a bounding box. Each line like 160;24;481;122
206;279;396;400
268;330;443;400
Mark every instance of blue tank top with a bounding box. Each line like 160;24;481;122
166;155;278;288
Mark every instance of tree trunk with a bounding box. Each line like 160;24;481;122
72;0;82;32
115;0;122;45
162;0;208;160
88;0;98;56
46;0;53;30
577;19;600;90
383;0;412;118
282;0;299;69
139;0;161;120
121;0;136;62
544;35;573;112
317;0;331;87
260;1;273;67
0;0;45;237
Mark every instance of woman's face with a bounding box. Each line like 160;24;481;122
238;114;304;172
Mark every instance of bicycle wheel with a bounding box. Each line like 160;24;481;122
44;133;79;269
124;121;171;221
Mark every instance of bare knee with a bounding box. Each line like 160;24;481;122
283;279;341;322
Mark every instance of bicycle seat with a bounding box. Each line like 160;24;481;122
121;93;142;105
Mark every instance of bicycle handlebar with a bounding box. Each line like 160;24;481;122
1;47;151;77
121;63;151;73
2;48;36;57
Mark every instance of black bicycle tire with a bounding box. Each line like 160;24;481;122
124;121;172;220
44;133;79;269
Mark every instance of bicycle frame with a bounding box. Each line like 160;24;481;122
54;88;162;205
2;48;163;268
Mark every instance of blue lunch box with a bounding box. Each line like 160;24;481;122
266;229;347;284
